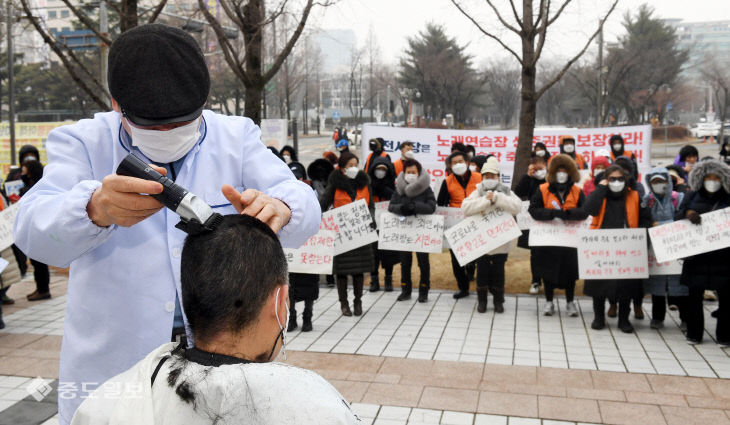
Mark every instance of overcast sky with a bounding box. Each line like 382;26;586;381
308;0;730;67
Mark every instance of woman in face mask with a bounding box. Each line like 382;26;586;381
583;156;610;197
367;157;398;293
609;134;636;163
557;136;587;170
515;156;548;295
279;146;298;165
461;156;522;314
319;152;375;317
388;159;436;303
643;167;688;332
674;159;730;346
532;142;551;162
583;165;653;333
528;154;589;317
437;151;483;299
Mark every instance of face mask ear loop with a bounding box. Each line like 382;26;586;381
271;287;287;361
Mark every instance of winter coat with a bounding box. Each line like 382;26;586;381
643;167;684;225
389;171;436;216
3;144;41;203
307;158;334;199
368;156;396;202
289;273;320;302
676;159;730;290
319;169;375;276
613;155;646;198
461;180;521;255
514;173;545;249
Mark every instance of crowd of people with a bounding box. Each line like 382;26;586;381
270;135;727;348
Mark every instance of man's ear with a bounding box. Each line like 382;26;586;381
274;284;289;325
111;98;121;112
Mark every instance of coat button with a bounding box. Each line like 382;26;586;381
165;301;175;313
172;248;181;258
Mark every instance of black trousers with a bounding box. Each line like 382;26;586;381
530;250;541;285
11;244;27;276
31;259;50;294
450;251;471;292
652;295;688;323
476;254;507;290
401;252;430;288
686;286;729;343
372;252;394;279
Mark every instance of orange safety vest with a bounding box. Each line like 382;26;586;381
365;151;387;173
446;172;481;208
539;183;581;210
610;150;635;162
334;186;370;208
393;159;404;176
590;189;640;229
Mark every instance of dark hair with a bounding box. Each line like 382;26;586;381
400;141;414;150
181;214;287;345
403;158;422;174
338;151;358;169
609;134;624;144
679;145;699;161
466;145;476;155
280;145;298;162
451;142;467;153
529;156;547;166
604;164;627;179
446;150;467;167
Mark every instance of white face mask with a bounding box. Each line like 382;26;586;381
270;287;288;362
345;166;359;179
704;180;722;193
651;183;667;194
404;173;418;184
127;116;201;163
533;169;547;180
374;169;387;179
451;162;467;176
282;154;291;164
482;178;499;190
556;171;569;184
469;165;477;172
535;150;546;157
563;144;575;153
609;181;625;193
613;143;622;151
403;150;415;159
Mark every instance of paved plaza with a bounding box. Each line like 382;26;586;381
1;272;729;424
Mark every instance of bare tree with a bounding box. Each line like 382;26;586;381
703;55;730;144
483;60;520;128
451;0;618;186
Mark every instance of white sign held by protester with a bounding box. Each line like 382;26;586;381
0;204;19;251
648;207;730;263
374;201;390;226
528;218;592;248
577;229;649;280
325;199;378;256
435;206;465;249
378;212;445;253
516;201;535;230
648;247;683;276
283;218;336;274
445;207;521;266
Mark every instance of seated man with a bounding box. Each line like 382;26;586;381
71;215;361;425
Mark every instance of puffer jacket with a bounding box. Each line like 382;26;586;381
644;166;684;225
388;171;436;216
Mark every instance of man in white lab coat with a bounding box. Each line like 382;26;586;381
13;24;320;424
71;215;360;425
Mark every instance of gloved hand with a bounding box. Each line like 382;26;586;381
686;210;702;225
401;202;416;216
553;209;568;220
370;221;378;230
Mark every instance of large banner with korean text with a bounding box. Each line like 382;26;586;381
361;125;651;191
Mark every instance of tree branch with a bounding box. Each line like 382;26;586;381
59;0;111;45
262;0;315;83
533;0;547;27
484;0;522;33
547;0;572;26
217;0;244;29
146;0;169;23
197;0;252;87
451;0;523;65
536;0;618;99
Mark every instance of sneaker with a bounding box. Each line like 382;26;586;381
650;319;664;329
566;301;579;317
704;290;717;301
686;337;702;345
543;301;555;316
529;282;540;295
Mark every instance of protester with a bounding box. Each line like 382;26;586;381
70;215;360;425
280;145;300;166
18;160;52;301
470;155;489;175
14;24;321;424
323;151;339;166
337;139;350;154
368;157;398;293
643;167;687;331
675;159;730;346
532;142;551;161
666;165;688;193
514;156;548;295
393;141;415;176
462;156;521;313
583;165;652;333
609;134;637;162
319;152;374;317
582;156;610;197
307;158;335;199
555;136;587;170
364;138;390;173
465;144;476;160
437;150;482;299
614;155;645;199
674;144;699;175
388;159;436;302
451;142;468;154
528;154;589;316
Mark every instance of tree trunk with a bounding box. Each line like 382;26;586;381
120;0;138;32
242;0;264;124
513;0;536;189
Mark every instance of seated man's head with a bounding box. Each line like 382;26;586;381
181;214;289;362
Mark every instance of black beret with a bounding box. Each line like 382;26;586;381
108;24;210;126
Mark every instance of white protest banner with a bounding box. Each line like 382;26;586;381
648;207;730;263
435;206;465;249
362;125;651;188
378;212;444;253
374;201;390;226
444;207;521;267
516;201;535;231
577;229;649;280
648;247;683;276
283;218;335;274
528;218;592;248
0;203;19;251
325;199;378;255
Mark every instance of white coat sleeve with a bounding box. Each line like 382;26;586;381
13;127;116;267
240;122;320;248
492;190;523;216
461;188;491;217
